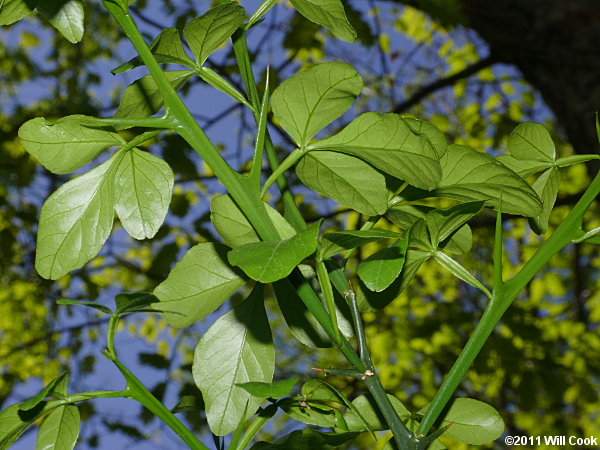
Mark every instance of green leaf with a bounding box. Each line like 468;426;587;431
280;400;337;428
507;122;555;162
433;144;542;216
183;2;246;65
56;299;112;315
296;151;388;215
386;204;430;230
289;0;357;42
439;224;472;255
0;0;38;26
37;0;84;43
153;242;246;327
18;115;124;174
237;377;298;399
312;112;441;190
193;286;274;436
170;395;203;414
273;278;332;348
35;152;121;280
114;148;174;240
114;70;194;120
228;221;321;283
344;393;410;431
437;398;504;445
424;202;483;247
20;374;68;411
403;117;448;158
271;62;362;147
251;430;358;450
320;229;402;260
211;194;296;248
112;28;194;74
0;402;46;449
35;405;80;450
357;235;409;292
528;167;559;234
355;248;429;311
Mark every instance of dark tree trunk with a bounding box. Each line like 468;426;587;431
462;0;600;160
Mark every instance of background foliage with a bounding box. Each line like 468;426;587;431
1;0;598;448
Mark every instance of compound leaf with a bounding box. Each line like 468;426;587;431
35;405;80;450
228;221;321;283
433;144;542;217
272;62;362;147
35;153;120;280
19;115;124;174
114;148;174;240
290;0;356;42
184;2;245;65
312;112;441;190
296;151;388;216
153;242;246;327
193;286;274;436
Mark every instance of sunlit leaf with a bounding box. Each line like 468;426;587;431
35;153;121;280
433;144;542;216
0;0;38;26
153;242;246;327
37;0;84;43
289;0;357;42
312;112;441;190
344;393;410;431
183;2;245;65
296;151;388;215
228;221;321;283
19;115;124;174
271;62;362;147
35;405;79;450
193;286;274;436
114;148;174;240
357;235;409;292
507;122;555;162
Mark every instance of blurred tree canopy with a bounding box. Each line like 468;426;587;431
1;1;598;448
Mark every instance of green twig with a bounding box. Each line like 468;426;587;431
316;260;342;346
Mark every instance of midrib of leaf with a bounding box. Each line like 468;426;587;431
515;133;553;161
258;240;285;280
310;155;375;205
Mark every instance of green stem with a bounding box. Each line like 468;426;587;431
234;404;277;450
346;287;372;367
418;170;600;435
66;390;129;403
112;358;209;450
232;30;307;231
316;260;342;346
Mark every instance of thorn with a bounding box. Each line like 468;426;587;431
311;367;325;372
444;422;454;429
